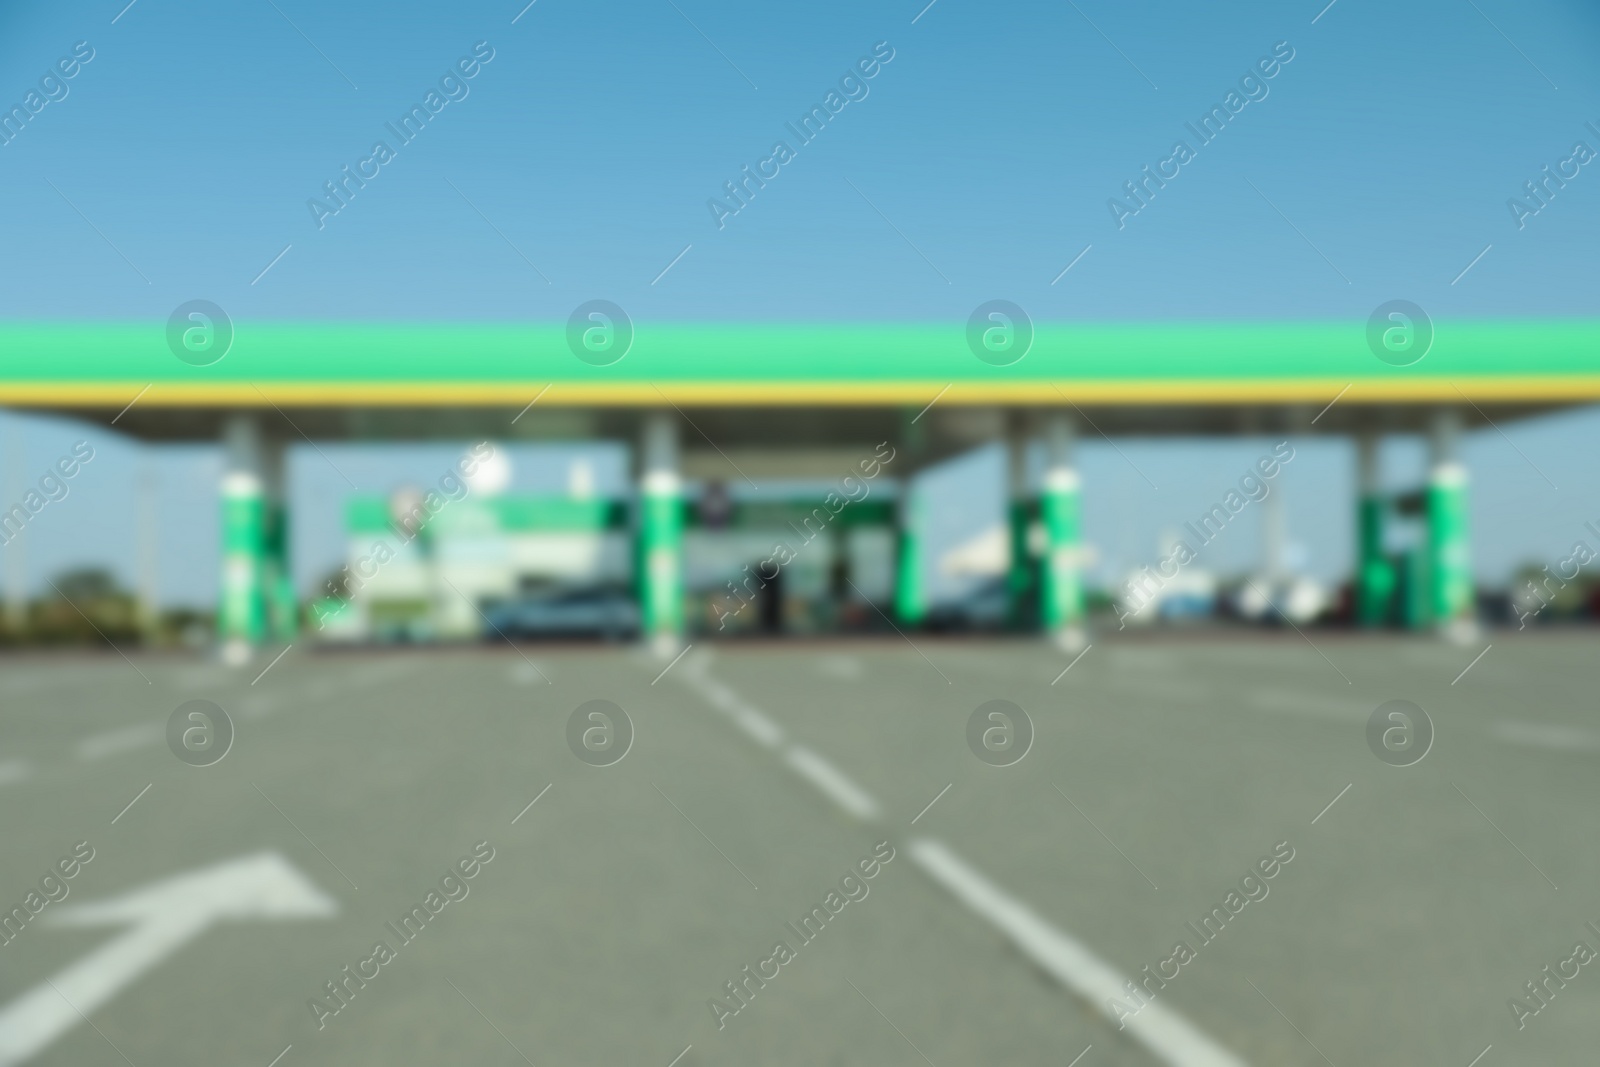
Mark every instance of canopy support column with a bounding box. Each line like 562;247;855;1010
1427;409;1474;638
1007;417;1036;630
894;478;926;627
261;441;297;643
1355;431;1393;627
1040;414;1085;650
219;415;267;664
639;413;684;651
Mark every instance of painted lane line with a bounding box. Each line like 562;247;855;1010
682;652;864;814
0;854;335;1067
732;706;786;749
1491;720;1600;752
701;683;744;715
76;723;162;761
679;664;1244;1066
1115;678;1211;705
681;668;786;748
0;674;61;694
784;746;882;821
237;694;282;720
1244;691;1364;722
906;838;1245;1067
816;654;864;680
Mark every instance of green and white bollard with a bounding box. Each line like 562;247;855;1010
219;417;267;665
1427;410;1475;640
639;414;684;653
1040;415;1085;650
1006;426;1036;629
264;499;298;643
1355;432;1395;627
894;479;926;627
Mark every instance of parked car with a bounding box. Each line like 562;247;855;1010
482;588;639;640
924;578;1009;632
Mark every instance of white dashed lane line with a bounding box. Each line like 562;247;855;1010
784;746;882;821
731;706;786;749
908;837;1245;1067
76;723;162;761
1244;690;1365;722
674;653;1247;1067
54;656;419;772
1491;719;1600;752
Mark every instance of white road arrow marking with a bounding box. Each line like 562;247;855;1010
0;851;338;1067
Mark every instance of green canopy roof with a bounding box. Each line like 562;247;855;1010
2;320;1597;407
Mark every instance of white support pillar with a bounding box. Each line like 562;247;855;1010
1040;414;1085;650
1427;408;1474;640
219;415;267;665
638;413;684;653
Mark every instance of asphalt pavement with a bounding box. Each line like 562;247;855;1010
0;631;1596;1066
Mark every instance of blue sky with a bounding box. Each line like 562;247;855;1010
0;0;1597;605
2;0;1598;319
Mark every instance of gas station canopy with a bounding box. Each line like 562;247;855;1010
3;319;1597;442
